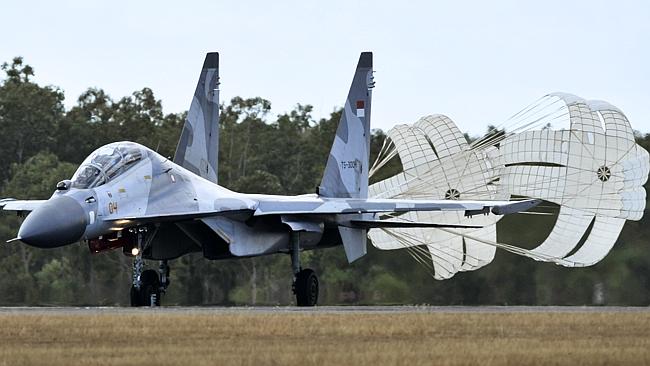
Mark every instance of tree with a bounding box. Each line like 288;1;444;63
0;58;65;185
0;153;77;304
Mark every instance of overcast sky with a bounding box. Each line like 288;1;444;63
1;0;648;135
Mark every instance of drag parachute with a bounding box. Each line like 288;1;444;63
369;93;649;278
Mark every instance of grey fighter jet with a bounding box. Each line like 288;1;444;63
0;52;539;306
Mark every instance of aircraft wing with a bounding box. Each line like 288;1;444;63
0;199;46;212
252;195;542;217
97;195;539;231
102;209;254;226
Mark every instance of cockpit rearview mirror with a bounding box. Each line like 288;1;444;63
56;180;71;191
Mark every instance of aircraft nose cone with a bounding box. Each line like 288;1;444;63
18;196;88;248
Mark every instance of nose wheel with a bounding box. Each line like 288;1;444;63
290;232;319;307
130;269;161;306
129;228;170;307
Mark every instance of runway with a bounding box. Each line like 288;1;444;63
0;305;648;315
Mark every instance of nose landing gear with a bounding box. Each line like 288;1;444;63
129;228;170;307
131;268;160;306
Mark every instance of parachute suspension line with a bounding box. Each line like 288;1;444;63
382;203;578;266
499;95;569;132
369;138;398;178
601;140;639;171
397;231;458;269
371;160;447;199
470;106;568;151
379;229;442;276
567;129;600;162
440;227;541;259
407;246;437;275
399;230;483;272
379;228;436;277
449;151;488;196
470;131;509;151
377;213;487;267
401;160;498;199
510;105;568;133
436;227;583;267
499;95;554;129
381;227;490;278
470;96;570;151
369;137;389;177
507;96;568;128
376;214;581;272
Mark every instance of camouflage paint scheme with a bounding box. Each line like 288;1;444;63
0;52;539;264
174;52;219;183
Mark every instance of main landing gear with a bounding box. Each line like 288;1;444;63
129;227;170;307
290;232;319;307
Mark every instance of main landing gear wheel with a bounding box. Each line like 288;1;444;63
294;268;319;307
289;231;319;307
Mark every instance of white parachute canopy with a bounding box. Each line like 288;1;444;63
369;93;649;279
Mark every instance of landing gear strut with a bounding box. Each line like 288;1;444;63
290;232;319;306
129;227;169;307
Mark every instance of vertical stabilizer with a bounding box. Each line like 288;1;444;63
319;52;373;263
319;52;373;199
174;52;220;183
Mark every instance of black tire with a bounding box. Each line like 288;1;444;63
140;283;161;306
130;285;141;307
141;269;159;287
295;269;319;307
133;269;161;307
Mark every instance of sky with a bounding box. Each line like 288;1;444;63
1;0;648;135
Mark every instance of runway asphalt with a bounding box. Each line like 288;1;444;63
0;305;648;315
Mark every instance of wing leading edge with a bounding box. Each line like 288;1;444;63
0;199;46;212
252;196;542;217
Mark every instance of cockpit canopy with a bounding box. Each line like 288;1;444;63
71;142;146;189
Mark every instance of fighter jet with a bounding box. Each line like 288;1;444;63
0;52;539;306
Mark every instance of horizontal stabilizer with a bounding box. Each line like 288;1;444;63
349;220;483;229
491;199;543;215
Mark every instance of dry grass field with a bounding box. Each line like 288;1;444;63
0;309;648;366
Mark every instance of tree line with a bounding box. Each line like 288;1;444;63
1;56;649;306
